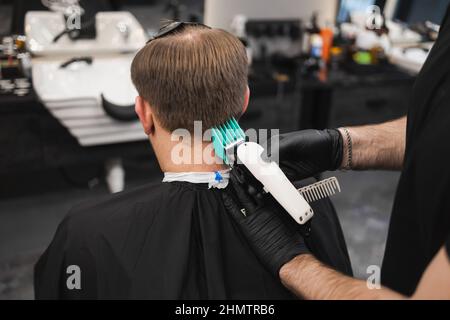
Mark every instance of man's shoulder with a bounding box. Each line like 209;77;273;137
62;182;172;238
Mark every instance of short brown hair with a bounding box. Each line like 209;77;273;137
131;24;248;132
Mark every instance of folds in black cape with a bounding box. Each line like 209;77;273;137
35;180;352;299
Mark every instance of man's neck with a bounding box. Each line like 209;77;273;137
154;139;228;173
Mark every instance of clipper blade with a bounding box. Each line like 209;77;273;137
298;177;341;203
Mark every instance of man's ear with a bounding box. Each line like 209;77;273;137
242;86;250;115
135;96;155;135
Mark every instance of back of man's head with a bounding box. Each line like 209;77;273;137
131;23;248;132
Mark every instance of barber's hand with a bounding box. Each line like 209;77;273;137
222;170;309;278
264;129;344;181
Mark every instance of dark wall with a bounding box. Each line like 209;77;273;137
395;0;450;25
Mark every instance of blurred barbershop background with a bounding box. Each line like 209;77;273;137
0;0;448;299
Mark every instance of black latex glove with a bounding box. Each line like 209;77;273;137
222;170;310;278
263;129;344;181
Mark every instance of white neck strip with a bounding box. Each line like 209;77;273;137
162;170;230;189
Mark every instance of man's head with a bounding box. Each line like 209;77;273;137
131;23;249;134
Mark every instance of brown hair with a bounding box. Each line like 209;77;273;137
131;24;248;132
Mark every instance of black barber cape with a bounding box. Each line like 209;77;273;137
382;5;450;295
35;180;351;299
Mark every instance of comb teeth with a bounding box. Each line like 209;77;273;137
211;118;246;164
298;177;341;203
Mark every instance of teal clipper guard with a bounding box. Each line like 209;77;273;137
212;117;246;165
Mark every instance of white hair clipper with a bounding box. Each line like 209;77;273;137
235;141;314;224
212;118;320;225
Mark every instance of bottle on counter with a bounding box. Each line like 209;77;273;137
320;23;334;64
302;12;321;56
310;33;323;59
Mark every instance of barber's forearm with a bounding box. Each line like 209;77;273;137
338;117;407;171
279;255;404;300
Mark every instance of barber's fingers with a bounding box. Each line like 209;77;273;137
229;171;258;212
221;191;248;222
232;167;264;202
247;185;265;207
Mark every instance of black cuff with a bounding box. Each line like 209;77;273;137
327;129;344;171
